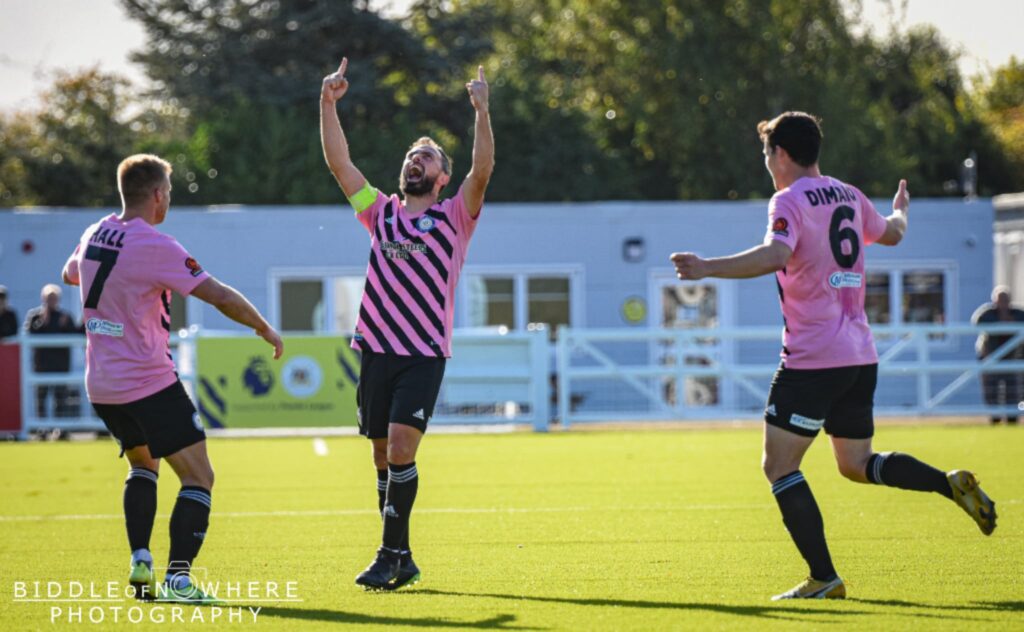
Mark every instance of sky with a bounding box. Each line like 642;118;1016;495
0;0;1021;113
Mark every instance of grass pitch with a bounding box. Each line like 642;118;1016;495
0;424;1021;630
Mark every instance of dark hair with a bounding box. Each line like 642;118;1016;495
117;154;172;206
757;112;822;167
408;137;452;175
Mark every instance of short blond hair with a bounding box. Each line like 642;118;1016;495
118;154;172;206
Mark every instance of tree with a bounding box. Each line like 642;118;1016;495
0;68;135;207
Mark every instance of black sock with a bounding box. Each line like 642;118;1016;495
772;471;837;582
124;467;158;555
382;462;418;552
167;486;211;580
866;452;953;500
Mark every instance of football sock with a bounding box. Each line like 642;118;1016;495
377;468;410;552
772;471;837;582
166;486;211;584
866;452;953;500
124;467;158;554
382;462;418;552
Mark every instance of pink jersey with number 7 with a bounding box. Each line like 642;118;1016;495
63;214;210;404
764;176;889;369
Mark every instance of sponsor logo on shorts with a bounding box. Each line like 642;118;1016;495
789;413;824;431
412;409;426;420
828;271;863;289
772;218;789;237
185;257;204;277
282;356;323;399
86;318;124;337
765;404;777;417
192;412;204;432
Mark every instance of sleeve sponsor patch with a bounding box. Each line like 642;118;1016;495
772;218;789;236
185;257;204;277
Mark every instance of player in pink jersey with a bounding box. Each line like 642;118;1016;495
320;58;494;589
672;112;996;600
62;154;283;604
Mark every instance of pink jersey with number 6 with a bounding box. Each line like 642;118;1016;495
763;176;889;369
63;214;210;404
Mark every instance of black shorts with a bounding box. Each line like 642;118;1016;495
357;351;446;439
92;381;206;458
764;363;878;439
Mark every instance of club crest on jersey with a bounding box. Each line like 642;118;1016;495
828;271;863;289
772;218;789;236
185;257;204;277
416;216;436;232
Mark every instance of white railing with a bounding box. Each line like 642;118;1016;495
8;329;551;438
556;323;1024;427
8;324;1023;435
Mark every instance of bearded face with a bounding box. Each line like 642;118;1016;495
400;160;438;196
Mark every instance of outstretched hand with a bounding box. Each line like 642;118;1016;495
466;65;489;112
322;58;350;104
893;179;910;213
258;325;284;360
670;252;709;281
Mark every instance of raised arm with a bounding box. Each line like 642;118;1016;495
671;240;793;281
320;57;368;198
462;66;494;219
875;179;909;246
191;277;284;359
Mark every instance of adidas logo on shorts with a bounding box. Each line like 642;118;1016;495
412;409;425;420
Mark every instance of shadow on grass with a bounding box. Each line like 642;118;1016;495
256;607;540;629
852;598;1024;613
414;589;866;622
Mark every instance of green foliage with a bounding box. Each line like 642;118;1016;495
2;1;1022;206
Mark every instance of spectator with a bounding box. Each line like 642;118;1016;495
0;285;17;339
23;284;82;418
971;286;1024;424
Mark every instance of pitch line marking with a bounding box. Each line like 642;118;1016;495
2;499;1018;523
0;503;768;523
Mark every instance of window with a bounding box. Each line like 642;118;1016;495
902;271;945;325
865;272;891;325
864;264;955;344
528;277;571;331
271;270;366;333
462;268;580;333
470;277;514;328
280;280;324;332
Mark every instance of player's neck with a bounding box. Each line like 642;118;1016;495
119;206;158;225
403;193;438;216
778;165;822;190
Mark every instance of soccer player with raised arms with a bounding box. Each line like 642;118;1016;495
319;58;494;590
671;112;997;600
62;154;284;604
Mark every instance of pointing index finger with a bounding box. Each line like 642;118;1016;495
339;57;347;76
478;65;485;82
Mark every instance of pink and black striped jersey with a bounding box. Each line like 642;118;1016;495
350;184;480;358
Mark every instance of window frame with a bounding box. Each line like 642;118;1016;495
865;259;958;348
457;264;585;332
268;266;366;333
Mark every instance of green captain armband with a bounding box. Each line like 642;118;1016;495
347;181;379;213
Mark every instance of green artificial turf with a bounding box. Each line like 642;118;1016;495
0;424;1020;630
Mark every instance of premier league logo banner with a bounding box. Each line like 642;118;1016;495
195;336;360;428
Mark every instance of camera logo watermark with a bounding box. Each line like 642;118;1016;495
12;568;300;625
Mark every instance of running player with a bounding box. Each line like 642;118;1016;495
319;58;494;590
671;112;997;600
62;154;284;604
